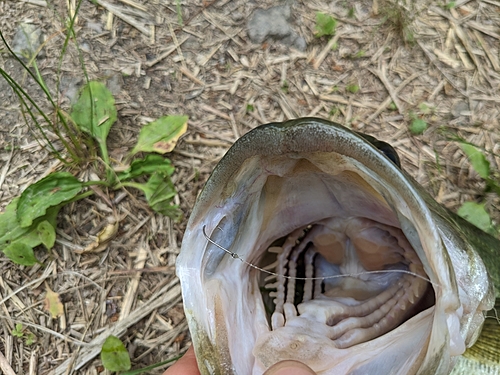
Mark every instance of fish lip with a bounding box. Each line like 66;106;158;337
177;118;462;374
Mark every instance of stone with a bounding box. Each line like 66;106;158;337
247;4;307;51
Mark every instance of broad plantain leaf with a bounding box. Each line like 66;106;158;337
3;242;39;266
131;115;188;155
130;172;182;221
70;81;117;143
117;154;175;182
1;199;59;251
101;335;131;372
458;201;497;236
37;220;56;249
17;172;82;227
460;143;490;179
0;198;20;242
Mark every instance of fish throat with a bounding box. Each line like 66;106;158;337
259;217;433;349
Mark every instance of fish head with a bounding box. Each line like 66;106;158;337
176;118;494;375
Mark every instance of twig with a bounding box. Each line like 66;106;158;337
0;350;16;375
92;0;152;36
144;36;189;68
472;30;500;72
313;33;342;70
179;66;205;86
319;94;379;109
417;40;467;96
201;104;231;121
369;61;404;114
366;72;420;122
0;143;14;192
0;262;55;307
52;279;181;375
21;0;47;6
117;0;147;12
119;245;148;320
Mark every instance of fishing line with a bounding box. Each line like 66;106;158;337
202;225;438;287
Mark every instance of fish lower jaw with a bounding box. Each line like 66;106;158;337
268;269;428;349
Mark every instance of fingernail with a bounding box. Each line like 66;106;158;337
263;360;316;375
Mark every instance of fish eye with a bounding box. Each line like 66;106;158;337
376;143;401;168
355;132;401;168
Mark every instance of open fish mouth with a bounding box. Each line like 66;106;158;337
256;216;433;351
177;118;493;375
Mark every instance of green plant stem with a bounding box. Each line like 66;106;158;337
0;31;84;163
64;190;94;204
0;72;59;157
82;180;110;188
31;59;50;94
0;32;69;133
115;181;145;192
97;140;114;184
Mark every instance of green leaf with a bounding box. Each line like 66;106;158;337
458;201;497;236
3;242;39;266
144;173;182;220
127;173;182;221
132;115;188;155
315;12;337;37
101;335;131;372
70;81;117;143
346;84;359;93
12;323;24;337
117;154;175;182
37;221;56;249
459;143;490;179
1;198;59;253
25;333;36;345
0;198;20;241
410;118;428;135
17;172;82;228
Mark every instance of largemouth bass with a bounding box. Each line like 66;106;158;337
176;118;500;375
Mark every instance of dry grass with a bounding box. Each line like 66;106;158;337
0;0;499;373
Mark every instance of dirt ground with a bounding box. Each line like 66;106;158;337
0;0;499;374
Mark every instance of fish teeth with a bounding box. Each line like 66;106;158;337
412;279;423;298
265;282;279;290
408;292;415;304
262;260;279;270
271;312;285;329
264;275;277;282
284;302;298;321
268;246;283;254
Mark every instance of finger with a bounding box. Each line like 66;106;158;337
163;346;200;375
263;360;317;375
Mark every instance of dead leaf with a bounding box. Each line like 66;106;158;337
153;140;177;153
44;283;64;319
77;217;119;254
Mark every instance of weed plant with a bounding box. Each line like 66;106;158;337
0;4;186;267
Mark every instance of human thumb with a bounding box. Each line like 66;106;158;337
263;360;317;375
